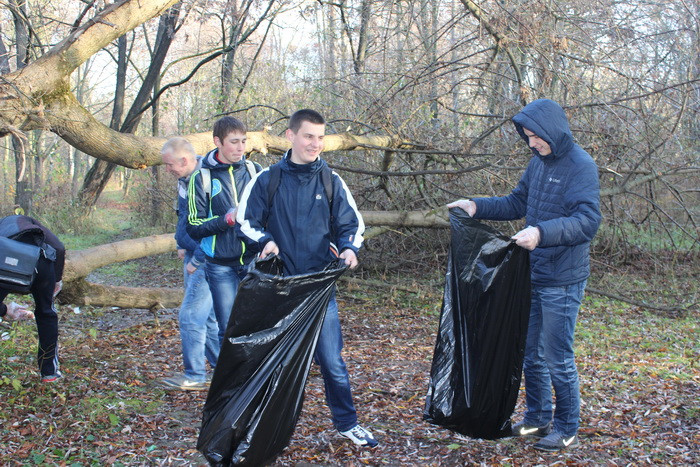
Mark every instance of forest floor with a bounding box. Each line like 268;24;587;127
0;193;698;465
0;253;697;466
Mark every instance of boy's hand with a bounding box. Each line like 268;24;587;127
512;226;540;250
339;249;358;269
447;199;476;217
225;208;237;226
260;241;279;259
6;302;34;321
186;262;197;274
177;248;186;260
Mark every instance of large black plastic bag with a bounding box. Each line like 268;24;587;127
423;209;531;439
197;257;346;465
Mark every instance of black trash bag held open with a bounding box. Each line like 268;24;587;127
197;256;346;465
423;209;531;439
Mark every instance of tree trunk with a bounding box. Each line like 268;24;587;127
78;6;180;208
13;135;31;214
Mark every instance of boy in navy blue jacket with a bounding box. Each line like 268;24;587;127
237;109;377;448
160;137;217;391
186;117;261;348
449;99;601;452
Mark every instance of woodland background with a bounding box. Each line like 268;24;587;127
0;0;698;465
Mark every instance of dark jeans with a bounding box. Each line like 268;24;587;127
0;256;59;377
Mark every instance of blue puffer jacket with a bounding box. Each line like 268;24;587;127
186;149;261;266
473;99;601;286
174;156;206;267
237;152;365;275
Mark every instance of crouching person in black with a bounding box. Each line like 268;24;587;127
0;215;65;382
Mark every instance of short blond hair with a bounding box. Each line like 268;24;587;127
161;136;195;160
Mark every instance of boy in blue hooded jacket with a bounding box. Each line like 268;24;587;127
449;99;601;451
236;109;377;448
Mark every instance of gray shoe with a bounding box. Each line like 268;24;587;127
511;420;552;438
160;374;208;391
534;431;579;451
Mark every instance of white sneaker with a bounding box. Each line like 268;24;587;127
339;425;378;447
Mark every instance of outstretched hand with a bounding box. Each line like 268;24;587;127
447;199;476;217
6;302;34;321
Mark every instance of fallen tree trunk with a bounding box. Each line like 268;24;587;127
60;280;183;309
59;209;450;309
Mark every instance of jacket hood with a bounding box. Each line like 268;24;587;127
201;148;249;170
512;99;574;159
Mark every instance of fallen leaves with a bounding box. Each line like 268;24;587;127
0;257;698;465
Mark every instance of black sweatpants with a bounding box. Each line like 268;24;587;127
0;256;59;377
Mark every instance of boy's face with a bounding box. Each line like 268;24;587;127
214;131;247;164
286;121;325;165
523;127;552;156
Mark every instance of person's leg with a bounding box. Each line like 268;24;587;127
204;311;219;369
178;252;216;382
540;280;586;437
522;286;553;427
30;257;59;378
204;262;241;346
313;294;358;432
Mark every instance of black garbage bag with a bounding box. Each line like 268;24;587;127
197;256;347;466
423;209;531;439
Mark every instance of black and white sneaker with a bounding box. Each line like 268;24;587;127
511;420;552;438
534;431;579;451
339;425;378;447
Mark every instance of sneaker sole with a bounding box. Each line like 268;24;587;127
534;441;579;452
160;380;208;391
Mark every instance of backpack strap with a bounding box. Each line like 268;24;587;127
199;167;211;199
245;159;258;179
267;164;282;208
320;166;334;208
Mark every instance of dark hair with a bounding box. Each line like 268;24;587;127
213;116;247;141
289;109;325;132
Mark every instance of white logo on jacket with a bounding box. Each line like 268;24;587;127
549;177;561;183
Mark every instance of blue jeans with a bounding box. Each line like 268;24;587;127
314;293;358;432
180;252;218;382
522;280;587;436
205;261;246;347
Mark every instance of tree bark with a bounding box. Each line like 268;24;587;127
0;0;179;151
60;280;183;309
78;4;180;207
